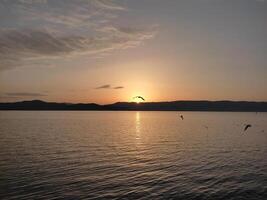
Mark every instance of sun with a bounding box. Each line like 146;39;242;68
135;99;141;104
132;97;141;103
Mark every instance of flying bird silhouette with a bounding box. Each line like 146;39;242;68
244;124;252;132
133;96;145;101
180;115;184;120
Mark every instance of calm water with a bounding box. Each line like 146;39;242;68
0;111;267;200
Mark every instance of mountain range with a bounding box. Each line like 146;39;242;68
0;100;267;111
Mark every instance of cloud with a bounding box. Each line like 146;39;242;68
95;84;124;89
0;0;157;71
113;86;124;89
0;27;156;69
18;0;125;10
18;0;48;4
5;92;47;97
0;96;17;100
95;84;111;89
90;0;126;11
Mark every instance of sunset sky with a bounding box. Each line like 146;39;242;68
0;0;266;104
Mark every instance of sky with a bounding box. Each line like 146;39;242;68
0;0;266;104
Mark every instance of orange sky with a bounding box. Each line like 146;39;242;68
1;0;267;103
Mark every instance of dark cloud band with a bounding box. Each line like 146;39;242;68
95;85;124;89
0;0;157;71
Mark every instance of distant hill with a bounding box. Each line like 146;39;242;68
0;100;267;111
0;100;101;111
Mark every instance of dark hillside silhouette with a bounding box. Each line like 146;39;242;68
0;100;267;111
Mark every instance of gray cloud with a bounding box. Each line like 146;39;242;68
113;86;124;89
18;0;48;4
95;84;111;89
14;0;124;28
5;92;47;97
0;0;157;70
18;0;125;10
0;96;17;100
95;84;124;89
0;26;156;65
90;0;126;11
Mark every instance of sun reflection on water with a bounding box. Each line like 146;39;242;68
135;112;140;140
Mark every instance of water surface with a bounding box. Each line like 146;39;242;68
0;111;267;199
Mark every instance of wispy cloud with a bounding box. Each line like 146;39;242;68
0;0;157;71
113;86;124;89
95;84;124;89
0;96;17;100
0;27;156;70
95;84;111;89
18;0;48;4
90;0;126;11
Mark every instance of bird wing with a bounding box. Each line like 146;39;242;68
133;96;145;101
244;125;251;131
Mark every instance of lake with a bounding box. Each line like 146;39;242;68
0;111;266;199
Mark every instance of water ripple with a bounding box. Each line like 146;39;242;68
1;111;267;199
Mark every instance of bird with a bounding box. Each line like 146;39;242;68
180;115;184;120
133;96;145;101
244;124;252;132
204;125;209;129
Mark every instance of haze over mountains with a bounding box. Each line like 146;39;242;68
0;100;266;112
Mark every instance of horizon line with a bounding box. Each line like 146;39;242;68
1;99;267;105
